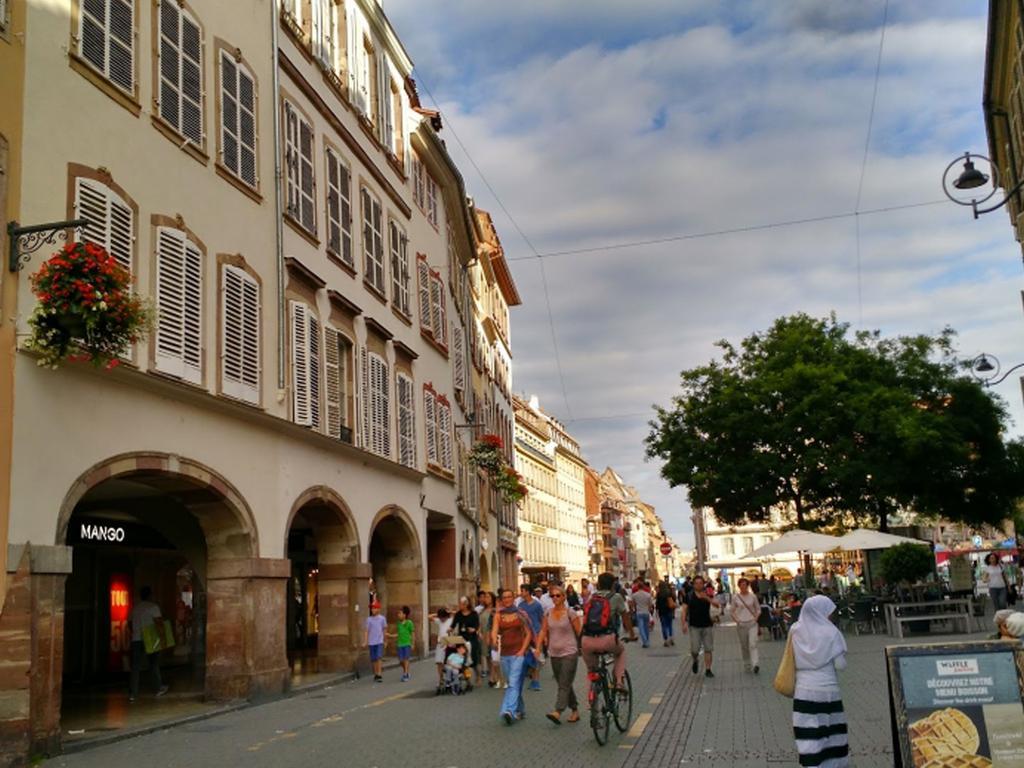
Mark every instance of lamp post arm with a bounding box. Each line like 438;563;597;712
982;362;1024;388
973;176;1024;219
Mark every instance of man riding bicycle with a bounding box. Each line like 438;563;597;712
581;572;633;689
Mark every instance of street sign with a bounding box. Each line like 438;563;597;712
660;542;673;556
886;641;1024;766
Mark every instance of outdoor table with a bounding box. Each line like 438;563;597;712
884;598;971;638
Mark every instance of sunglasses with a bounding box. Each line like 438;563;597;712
550;593;564;598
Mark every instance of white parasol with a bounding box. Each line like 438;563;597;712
747;529;843;558
833;528;930;552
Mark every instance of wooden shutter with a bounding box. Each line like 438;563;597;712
324;326;342;438
430;274;446;346
359;346;371;449
452;323;465;394
74;177;133;275
326;149;342;257
424;387;437;466
284;101;300;219
222;264;259;404
397;374;415;468
438;400;453;471
221;53;257;188
290;300;311;425
308;312;321;430
390;220;407;313
369;353;389;457
299;117;316;232
155;227;202;384
81;0;134;93
417;256;431;330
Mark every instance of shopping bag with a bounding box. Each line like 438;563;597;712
142;618;175;654
773;634;795;698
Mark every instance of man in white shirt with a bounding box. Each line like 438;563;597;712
631;582;655;648
730;577;762;674
129;586;169;701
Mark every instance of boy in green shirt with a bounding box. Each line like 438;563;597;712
389;605;415;682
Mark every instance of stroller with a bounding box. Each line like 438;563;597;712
441;638;472;695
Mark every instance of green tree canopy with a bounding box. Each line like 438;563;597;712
646;313;1024;531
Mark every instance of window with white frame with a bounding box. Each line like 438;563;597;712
429;271;447;347
389;219;410;316
324;326;353;440
325;148;352;267
221;264;260;404
425;174;439;228
220;50;258;189
290;300;321;429
157;1;203;146
154;227;202;384
78;0;134;94
417;255;431;331
359;348;390;458
722;537;735;556
73;177;133;275
310;0;338;70
0;0;8;31
742;536;754;555
361;186;385;293
284;100;316;233
396;372;416;468
411;153;426;210
451;322;465;396
423;385;438;467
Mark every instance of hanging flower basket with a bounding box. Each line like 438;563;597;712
24;242;154;369
494;466;528;506
468;433;506;475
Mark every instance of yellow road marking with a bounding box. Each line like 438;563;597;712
649;695;663;705
627;712;652;739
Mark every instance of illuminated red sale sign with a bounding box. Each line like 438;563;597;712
109;574;131;672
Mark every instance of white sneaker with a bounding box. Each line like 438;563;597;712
502;682;509;689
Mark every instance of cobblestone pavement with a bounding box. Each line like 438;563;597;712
47;620;992;768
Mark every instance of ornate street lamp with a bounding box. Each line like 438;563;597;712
970;353;1024;388
941;151;1024;219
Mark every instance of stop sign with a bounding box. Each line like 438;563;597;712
660;542;673;556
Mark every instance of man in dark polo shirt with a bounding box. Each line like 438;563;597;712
681;575;715;678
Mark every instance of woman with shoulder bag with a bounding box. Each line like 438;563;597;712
731;578;761;673
535;585;582;725
776;595;849;767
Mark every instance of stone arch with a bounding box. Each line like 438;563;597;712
367;505;423;654
284;485;360;564
57;451;257;559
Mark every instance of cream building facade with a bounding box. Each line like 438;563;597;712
0;0;516;760
698;507;801;583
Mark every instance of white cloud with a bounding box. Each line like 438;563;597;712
384;1;1021;553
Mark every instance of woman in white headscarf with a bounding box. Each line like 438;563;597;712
1002;612;1024;639
790;594;849;767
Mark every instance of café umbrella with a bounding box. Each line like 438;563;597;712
746;530;843;558
833;528;929;552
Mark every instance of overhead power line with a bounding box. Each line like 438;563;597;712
413;75;575;419
506;199;945;262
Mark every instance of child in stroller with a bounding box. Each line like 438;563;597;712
442;640;472;695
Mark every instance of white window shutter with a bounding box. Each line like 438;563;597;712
221;53;239;175
221;265;260;404
155;227;185;377
179;12;203;145
430;275;446;346
290;300;311;425
381;64;393;149
326;149;341;257
370;354;390;458
452;323;465;393
359;346;371;449
418;258;431;330
324;326;342;438
80;0;134;94
237;68;257;186
284;102;300;218
182;240;203;383
299;118;316;232
308;312;321;430
438;401;453;471
397;374;415;468
424;388;437;466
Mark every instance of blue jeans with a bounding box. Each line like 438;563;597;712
636;613;651;646
659;612;674;640
499;655;527;718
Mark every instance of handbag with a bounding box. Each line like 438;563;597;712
709;602;721;622
773;635;796;698
142;618;175;654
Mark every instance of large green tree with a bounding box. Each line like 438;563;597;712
646;313;1024;531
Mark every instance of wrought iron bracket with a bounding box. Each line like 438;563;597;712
8;218;90;273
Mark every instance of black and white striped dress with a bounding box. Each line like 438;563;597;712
793;683;849;767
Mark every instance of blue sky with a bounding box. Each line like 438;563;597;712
385;1;1024;552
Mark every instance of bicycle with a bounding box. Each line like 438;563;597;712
586;652;633;745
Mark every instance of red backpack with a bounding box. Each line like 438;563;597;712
582;594;615;636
